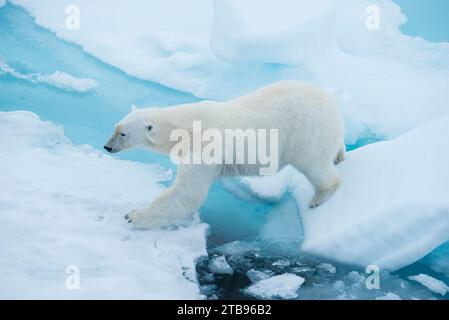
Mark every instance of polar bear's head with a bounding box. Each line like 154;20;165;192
104;106;178;155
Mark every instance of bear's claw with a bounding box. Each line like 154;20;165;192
125;208;171;229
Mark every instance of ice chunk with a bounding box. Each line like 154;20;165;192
317;263;336;274
0;63;97;93
243;273;305;299
292;267;315;274
272;260;291;268
246;269;274;283
247;114;449;271
0;111;208;299
375;292;402;300
213;241;258;256
409;274;448;296
296;114;449;271
36;71;97;93
208;255;234;275
200;284;218;297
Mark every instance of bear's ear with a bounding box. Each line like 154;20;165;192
130;104;139;112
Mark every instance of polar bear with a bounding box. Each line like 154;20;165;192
104;81;346;229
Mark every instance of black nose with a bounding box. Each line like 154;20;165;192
104;146;112;153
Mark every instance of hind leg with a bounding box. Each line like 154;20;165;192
334;145;346;165
303;162;341;208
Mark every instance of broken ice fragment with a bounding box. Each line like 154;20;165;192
208;255;233;275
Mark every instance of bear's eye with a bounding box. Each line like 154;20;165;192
147;125;153;131
120;133;126;137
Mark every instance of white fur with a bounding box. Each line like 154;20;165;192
105;81;346;229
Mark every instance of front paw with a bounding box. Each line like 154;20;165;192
125;208;152;229
124;208;165;230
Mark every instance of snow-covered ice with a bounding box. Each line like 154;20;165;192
0;63;97;93
409;274;449;296
243;273;305;299
0;111;208;299
299;114;449;271
246;113;449;271
10;0;449;141
9;0;215;97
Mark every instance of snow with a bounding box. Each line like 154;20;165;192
8;0;449;141
409;274;449;296
0;63;97;93
208;255;233;275
243;273;305;299
0;111;208;299
246;113;449;271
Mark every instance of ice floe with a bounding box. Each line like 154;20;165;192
9;0;449;141
409;274;448;296
0;110;208;299
246;113;449;271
